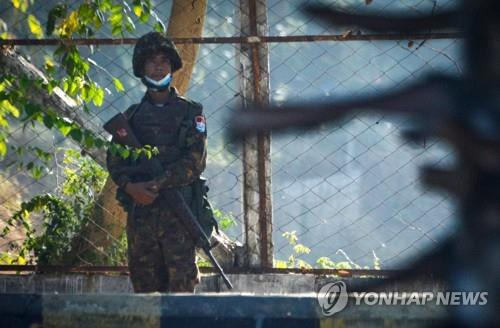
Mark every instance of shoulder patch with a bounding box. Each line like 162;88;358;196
195;115;206;133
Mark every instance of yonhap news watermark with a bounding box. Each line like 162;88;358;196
317;281;488;316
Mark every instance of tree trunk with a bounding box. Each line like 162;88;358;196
167;0;206;96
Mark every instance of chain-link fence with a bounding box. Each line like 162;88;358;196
0;0;462;270
270;37;461;269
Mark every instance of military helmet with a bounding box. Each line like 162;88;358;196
132;32;183;78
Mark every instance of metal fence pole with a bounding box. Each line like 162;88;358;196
238;0;273;268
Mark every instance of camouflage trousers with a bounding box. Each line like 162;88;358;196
126;200;200;293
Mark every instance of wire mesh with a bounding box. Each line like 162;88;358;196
0;0;463;270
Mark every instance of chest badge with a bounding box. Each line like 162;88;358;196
116;128;128;138
195;115;206;133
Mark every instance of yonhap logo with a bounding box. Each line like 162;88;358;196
317;281;349;316
316;281;488;316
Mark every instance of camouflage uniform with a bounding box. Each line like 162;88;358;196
106;33;207;293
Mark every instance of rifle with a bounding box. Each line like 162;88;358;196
104;112;233;290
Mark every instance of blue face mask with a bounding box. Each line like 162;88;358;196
142;73;172;92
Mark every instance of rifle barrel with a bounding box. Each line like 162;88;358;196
206;249;233;290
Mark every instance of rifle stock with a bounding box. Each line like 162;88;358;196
104;112;233;290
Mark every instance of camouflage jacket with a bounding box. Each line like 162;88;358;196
106;88;207;192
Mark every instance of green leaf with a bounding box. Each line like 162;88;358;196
1;100;20;117
293;244;311;255
0;80;7;93
42;115;54;129
47;80;58;94
111;25;122;36
316;257;336;269
78;3;93;22
282;231;298;245
23;103;40;117
81;84;90;102
110;4;123;15
137;0;151;23
83;133;94;148
11;0;29;12
112;78;124;92
58;124;72;137
92;87;104;106
153;21;165;33
274;259;288;269
98;0;112;11
55;11;78;37
133;4;142;17
121;148;130;159
0;115;8;127
46;4;67;36
0;140;7;157
31;165;43;180
131;149;140;161
69;128;82;142
139;12;150;24
296;259;312;269
94;138;104;149
68;80;78;97
28;15;43;39
44;57;56;75
219;216;236;230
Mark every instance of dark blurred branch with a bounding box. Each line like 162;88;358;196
305;5;461;32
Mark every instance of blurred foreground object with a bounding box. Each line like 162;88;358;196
230;0;499;326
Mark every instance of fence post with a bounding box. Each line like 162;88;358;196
238;0;273;269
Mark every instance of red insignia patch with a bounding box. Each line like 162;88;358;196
195;115;206;133
116;128;128;137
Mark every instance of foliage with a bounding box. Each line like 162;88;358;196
102;230;128;266
213;207;237;231
274;230;382;271
0;149;113;265
1;194;79;264
1;145;238;266
0;0;164;179
0;1;241;268
275;230;313;269
195;256;212;268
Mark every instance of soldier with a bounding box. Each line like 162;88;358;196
106;32;208;293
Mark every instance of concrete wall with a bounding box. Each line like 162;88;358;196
0;273;446;294
1;293;448;328
0;273;449;327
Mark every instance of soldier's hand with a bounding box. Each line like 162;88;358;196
124;181;159;205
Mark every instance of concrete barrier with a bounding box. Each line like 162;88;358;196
0;293;447;328
0;273;449;327
0;273;446;294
